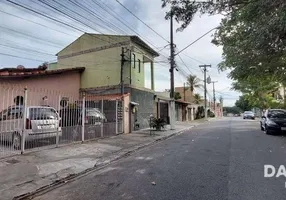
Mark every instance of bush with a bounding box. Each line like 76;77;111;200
150;117;166;131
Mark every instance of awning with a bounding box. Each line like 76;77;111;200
130;101;139;106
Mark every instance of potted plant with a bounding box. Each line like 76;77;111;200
151;118;166;131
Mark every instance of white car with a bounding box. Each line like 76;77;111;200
0;105;62;149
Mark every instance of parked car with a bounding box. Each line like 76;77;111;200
0;105;62;149
59;107;107;127
260;109;286;135
243;111;255;120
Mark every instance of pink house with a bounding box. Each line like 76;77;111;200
0;65;84;111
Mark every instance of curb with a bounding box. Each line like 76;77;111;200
13;125;195;200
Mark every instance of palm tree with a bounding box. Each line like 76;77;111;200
193;93;202;104
186;75;203;92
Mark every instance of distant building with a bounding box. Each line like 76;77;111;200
175;86;193;102
0;66;84;110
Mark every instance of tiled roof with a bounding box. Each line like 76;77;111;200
0;67;85;78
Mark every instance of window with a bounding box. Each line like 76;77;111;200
0;107;23;121
268;110;286;118
29;108;58;120
132;53;136;68
138;59;141;73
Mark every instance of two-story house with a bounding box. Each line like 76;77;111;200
52;33;159;131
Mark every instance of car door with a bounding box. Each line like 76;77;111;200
261;110;267;128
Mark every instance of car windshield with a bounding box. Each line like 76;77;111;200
29;108;58;120
86;108;103;117
268;110;286;118
244;111;253;114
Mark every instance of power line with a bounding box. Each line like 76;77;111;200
55;0;125;34
5;0;84;33
115;0;169;43
0;52;47;62
0;44;55;56
177;54;202;74
94;0;170;59
0;25;63;47
175;26;219;56
0;9;78;37
6;0;169;61
181;53;206;65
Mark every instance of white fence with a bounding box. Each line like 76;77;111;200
0;84;123;158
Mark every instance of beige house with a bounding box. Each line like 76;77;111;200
52;33;160;131
54;33;158;90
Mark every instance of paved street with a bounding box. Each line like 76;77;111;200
34;117;286;200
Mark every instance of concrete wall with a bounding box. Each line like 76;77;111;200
130;88;155;129
123;94;130;133
0;73;81;111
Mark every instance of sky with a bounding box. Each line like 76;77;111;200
0;0;240;106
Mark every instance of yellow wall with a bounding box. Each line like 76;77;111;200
57;34;154;89
130;49;144;88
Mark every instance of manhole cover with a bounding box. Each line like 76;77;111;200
6;159;20;164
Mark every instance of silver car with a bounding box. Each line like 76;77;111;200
243;111;255;120
0;105;62;149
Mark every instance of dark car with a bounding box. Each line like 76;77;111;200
243;111;255;120
260;109;286;135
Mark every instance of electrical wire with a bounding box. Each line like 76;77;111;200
175;26;219;56
115;0;170;43
0;25;64;48
0;44;55;56
0;52;48;62
0;9;78;37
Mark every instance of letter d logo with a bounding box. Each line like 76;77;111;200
264;165;275;177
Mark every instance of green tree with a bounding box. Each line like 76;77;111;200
174;92;182;100
223;106;242;114
186;74;202;92
193;93;202;104
162;0;286;108
235;95;252;111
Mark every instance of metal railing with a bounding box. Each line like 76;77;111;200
0;83;123;158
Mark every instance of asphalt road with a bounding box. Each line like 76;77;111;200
34;117;286;200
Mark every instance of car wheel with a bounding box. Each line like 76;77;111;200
260;123;264;131
12;133;21;150
243;117;245;119
265;126;270;135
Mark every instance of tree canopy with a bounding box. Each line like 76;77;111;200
162;0;286;109
186;74;202;92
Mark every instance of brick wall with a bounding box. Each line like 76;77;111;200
175;87;194;102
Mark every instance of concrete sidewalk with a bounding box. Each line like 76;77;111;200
0;121;205;200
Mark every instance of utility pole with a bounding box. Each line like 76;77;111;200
120;47;129;95
211;81;218;117
183;82;186;101
169;11;175;130
199;64;211;119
